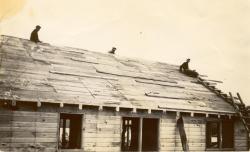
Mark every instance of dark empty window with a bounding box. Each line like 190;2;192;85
142;118;159;151
222;120;234;148
206;120;234;149
59;113;82;149
121;117;159;151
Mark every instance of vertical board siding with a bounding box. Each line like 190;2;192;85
82;111;121;152
0;110;58;152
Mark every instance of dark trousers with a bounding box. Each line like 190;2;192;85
184;69;199;78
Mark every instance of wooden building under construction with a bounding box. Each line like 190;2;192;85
0;35;249;151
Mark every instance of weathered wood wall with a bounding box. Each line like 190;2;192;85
82;111;121;152
160;114;205;151
0;108;248;152
160;115;249;151
0;110;58;152
234;119;248;151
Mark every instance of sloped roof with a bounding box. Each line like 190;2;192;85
0;35;235;114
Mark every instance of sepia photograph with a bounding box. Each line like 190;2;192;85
0;0;250;151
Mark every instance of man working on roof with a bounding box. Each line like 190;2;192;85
108;47;116;54
180;58;199;78
30;25;42;43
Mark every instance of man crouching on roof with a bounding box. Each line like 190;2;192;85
179;58;199;78
30;25;42;43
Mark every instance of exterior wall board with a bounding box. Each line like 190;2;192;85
0;110;58;152
0;108;248;152
234;119;248;151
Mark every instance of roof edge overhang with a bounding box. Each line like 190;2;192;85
0;99;236;118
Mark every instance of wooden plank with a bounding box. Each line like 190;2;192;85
237;92;245;106
84;122;121;128
177;116;189;151
50;69;117;81
84;142;121;147
124;91;231;109
87;114;121;120
160;126;205;133
95;64;176;83
124;91;205;104
12;122;57;128
0;73;47;83
0;137;57;143
12;116;58;123
83;137;120;143
12;132;57;138
0;138;35;143
160;138;206;143
69;56;99;64
161;146;205;151
158;105;235;114
0;131;56;139
83;146;120;152
235;136;248;140
0;126;57;133
84;128;120;134
235;139;248;146
235;147;248;151
0;148;30;152
144;88;222;101
13;111;57;117
1;59;49;71
138;118;143;152
0;142;56;148
0;115;12;124
161;142;205;147
85;119;120;125
0;132;12;138
84;133;120;138
2;66;49;76
0;127;12;132
135;79;178;86
160;129;205;136
7;147;56;152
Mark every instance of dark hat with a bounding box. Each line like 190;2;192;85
36;25;41;29
109;47;116;54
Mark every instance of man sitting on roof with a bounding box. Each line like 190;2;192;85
179;59;199;78
108;47;116;54
30;25;42;43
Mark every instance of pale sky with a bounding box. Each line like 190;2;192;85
1;0;250;104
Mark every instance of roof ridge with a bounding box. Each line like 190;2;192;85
0;35;179;67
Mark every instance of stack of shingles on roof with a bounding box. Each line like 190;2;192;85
0;35;235;113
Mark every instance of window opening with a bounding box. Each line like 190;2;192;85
121;117;139;151
222;120;234;148
142;118;159;151
206;120;234;149
59;113;82;149
121;117;159;151
206;121;220;148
